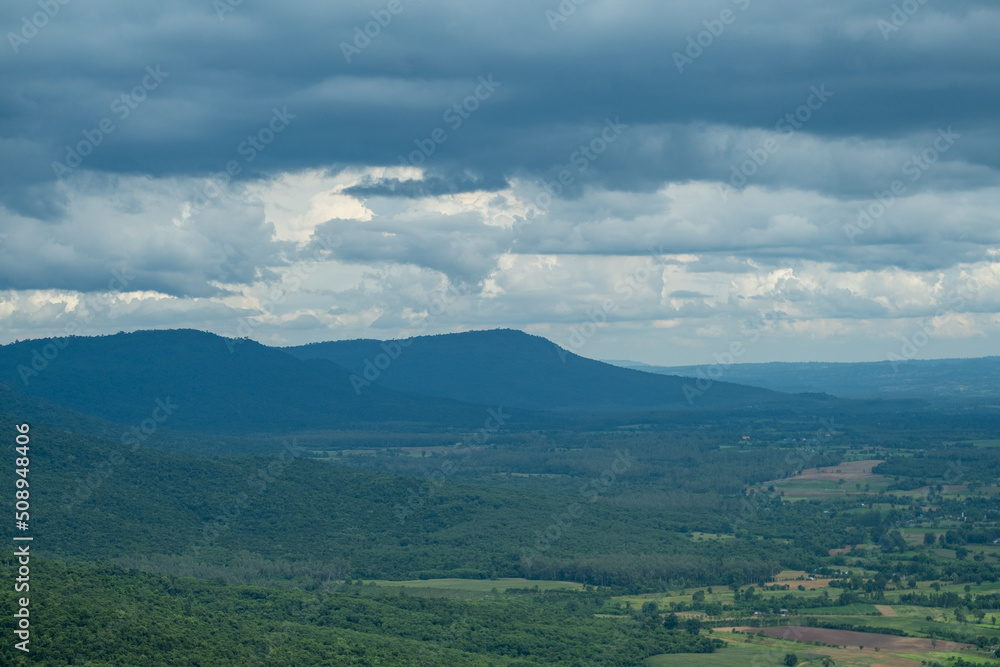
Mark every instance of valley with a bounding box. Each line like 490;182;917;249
2;329;999;665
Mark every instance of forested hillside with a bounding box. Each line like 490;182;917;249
284;329;784;410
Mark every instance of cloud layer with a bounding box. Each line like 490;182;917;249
1;0;998;364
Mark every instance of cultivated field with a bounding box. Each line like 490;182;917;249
742;625;974;652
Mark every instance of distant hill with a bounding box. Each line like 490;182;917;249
0;379;125;438
283;329;783;411
0;330;483;433
611;357;1000;399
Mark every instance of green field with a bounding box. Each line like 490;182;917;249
370;577;585;593
646;647;792;665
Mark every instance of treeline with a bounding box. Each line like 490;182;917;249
524;554;782;589
0;557;721;666
875;447;1000;483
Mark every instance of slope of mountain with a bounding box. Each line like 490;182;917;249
0;330;483;433
0;379;125;438
614;356;1000;399
283;329;784;410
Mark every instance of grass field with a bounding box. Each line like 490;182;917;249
641;573;1000;666
688;531;735;541
650;629;884;666
646;645;795;665
369;577;585;593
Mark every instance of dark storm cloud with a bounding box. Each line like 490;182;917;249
2;0;998;222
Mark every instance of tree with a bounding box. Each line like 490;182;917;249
663;612;679;630
784;653;798;666
924;532;936;545
684;617;701;635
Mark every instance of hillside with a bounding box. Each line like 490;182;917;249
0;330;483;433
284;329;783;411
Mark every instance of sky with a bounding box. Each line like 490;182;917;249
0;0;998;366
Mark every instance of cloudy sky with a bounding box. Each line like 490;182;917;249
1;0;998;365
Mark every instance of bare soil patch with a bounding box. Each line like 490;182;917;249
829;545;858;555
765;578;832;590
915;484;968;493
735;626;972;652
794;459;884;481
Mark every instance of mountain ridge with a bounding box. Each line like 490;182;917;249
283;328;786;411
0;329;485;433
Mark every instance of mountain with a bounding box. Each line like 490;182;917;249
616;356;1000;400
0;329;483;433
0;378;125;438
283;329;784;410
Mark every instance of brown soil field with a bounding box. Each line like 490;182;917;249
765;578;832;590
397;445;484;454
767;570;832;588
716;632;926;666
829;545;859;555
736;626;973;652
793;459;885;481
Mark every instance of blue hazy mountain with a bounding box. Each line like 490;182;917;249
609;357;1000;400
283;328;783;410
0;329;484;433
